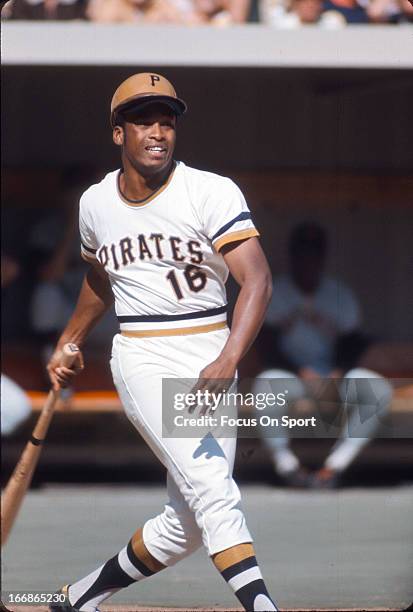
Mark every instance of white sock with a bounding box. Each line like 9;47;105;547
68;541;156;611
274;448;300;475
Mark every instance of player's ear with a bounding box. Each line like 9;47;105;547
113;125;124;147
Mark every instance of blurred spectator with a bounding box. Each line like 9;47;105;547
2;166;117;358
86;0;153;22
87;0;251;24
260;0;350;26
2;0;409;21
322;0;369;23
394;0;413;20
1;374;31;436
289;0;324;23
1;256;31;437
1;198;39;340
7;0;86;20
28;166;117;359
366;0;400;21
363;0;413;21
193;0;252;23
1;1;14;18
253;222;393;488
28;183;80;349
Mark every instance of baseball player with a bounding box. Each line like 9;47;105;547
47;73;278;612
252;223;393;488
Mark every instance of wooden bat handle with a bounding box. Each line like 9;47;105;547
61;343;80;366
1;343;80;547
32;343;80;441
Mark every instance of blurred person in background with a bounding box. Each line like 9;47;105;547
1;189;38;341
365;0;400;20
86;0;155;22
285;0;324;24
358;0;413;21
252;222;393;488
1;255;32;436
0;374;31;436
6;0;86;20
396;0;413;20
28;168;84;356
260;0;369;24
87;0;251;23
29;166;117;368
191;0;252;23
321;0;369;23
370;0;413;20
260;0;353;26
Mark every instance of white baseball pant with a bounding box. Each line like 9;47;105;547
110;328;252;566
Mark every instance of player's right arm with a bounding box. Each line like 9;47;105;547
47;260;113;390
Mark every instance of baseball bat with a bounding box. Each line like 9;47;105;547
1;343;80;547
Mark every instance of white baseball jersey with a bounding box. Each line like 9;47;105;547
79;161;259;333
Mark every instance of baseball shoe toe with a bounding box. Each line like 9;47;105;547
283;467;311;488
49;585;101;612
309;467;340;489
272;467;310;488
49;586;79;612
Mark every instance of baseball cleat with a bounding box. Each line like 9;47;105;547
49;585;90;612
309;467;340;489
49;586;75;611
49;585;101;612
276;467;311;488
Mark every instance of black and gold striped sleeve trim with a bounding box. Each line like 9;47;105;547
81;251;97;263
214;228;260;252
81;241;97;262
81;241;97;255
211;212;252;242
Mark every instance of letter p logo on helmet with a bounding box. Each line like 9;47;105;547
150;75;161;87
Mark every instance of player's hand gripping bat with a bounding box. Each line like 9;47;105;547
1;343;80;547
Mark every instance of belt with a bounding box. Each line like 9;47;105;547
121;320;227;338
117;305;227;324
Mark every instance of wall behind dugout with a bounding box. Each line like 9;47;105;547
2;66;413;170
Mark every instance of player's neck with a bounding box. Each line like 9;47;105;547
119;161;175;203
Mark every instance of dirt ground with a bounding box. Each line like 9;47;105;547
3;485;412;611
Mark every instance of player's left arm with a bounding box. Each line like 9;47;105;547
196;236;272;389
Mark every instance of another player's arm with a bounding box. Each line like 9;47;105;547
196;236;272;389
47;261;114;390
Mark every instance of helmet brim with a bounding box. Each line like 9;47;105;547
111;94;187;126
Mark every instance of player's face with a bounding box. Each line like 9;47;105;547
116;104;177;176
291;250;324;294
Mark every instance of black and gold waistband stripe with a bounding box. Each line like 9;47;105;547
121;321;227;338
211;212;252;242
117;305;227;324
81;241;97;255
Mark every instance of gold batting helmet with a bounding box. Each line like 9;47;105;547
110;72;187;127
